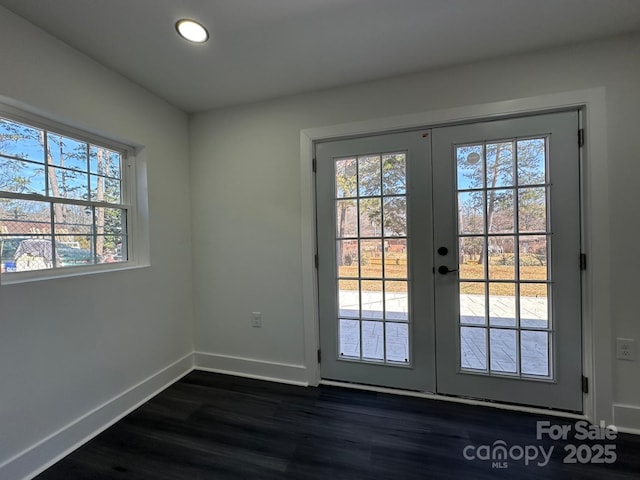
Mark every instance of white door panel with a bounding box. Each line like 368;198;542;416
432;111;582;411
316;130;434;391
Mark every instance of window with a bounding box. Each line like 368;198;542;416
0;111;135;276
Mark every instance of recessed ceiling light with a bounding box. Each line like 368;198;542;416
466;152;481;165
175;19;209;44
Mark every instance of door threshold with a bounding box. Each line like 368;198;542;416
320;379;586;421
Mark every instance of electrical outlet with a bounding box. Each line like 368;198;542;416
251;312;262;328
616;338;636;361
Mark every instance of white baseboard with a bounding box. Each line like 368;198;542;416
193;351;308;386
1;353;194;480
613;404;640;435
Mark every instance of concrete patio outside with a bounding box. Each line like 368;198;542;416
337;290;550;377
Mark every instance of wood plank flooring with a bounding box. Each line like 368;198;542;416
36;371;640;479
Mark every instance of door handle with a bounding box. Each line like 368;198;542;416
438;265;459;275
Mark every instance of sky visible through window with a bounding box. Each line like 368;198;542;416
0;117;127;272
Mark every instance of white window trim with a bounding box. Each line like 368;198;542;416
300;87;611;426
0;103;150;284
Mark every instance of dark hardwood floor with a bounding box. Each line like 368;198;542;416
36;371;640;479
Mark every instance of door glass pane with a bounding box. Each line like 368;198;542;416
517;139;546;185
335;158;357;198
519;235;548;280
460;282;486;325
518;187;547;233
459;237;485;279
385;281;408;321
460;326;487;371
360;198;381;237
339;319;360;359
336;239;359;278
384;238;407;278
362;321;384;361
486;142;514;188
382;154;406;195
521;330;550;377
456;136;552;379
458;191;485;234
487;189;514;233
361;280;383;319
383;197;406;236
489;282;516;327
456;144;484;190
386;322;409;363
338;279;359;318
358;155;381;196
334;150;410;367
520;283;549;329
488;236;515;280
360;239;382;278
490;328;517;373
336;200;357;238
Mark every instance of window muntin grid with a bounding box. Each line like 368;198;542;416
334;152;410;365
455;138;553;379
0;116;129;273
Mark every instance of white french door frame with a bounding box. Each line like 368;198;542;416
300;87;611;425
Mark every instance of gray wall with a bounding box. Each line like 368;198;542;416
0;7;194;467
190;33;640;420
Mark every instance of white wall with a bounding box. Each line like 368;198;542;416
190;34;640;424
0;7;194;476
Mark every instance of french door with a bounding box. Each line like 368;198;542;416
316;111;582;411
316;131;435;391
433;111;582;411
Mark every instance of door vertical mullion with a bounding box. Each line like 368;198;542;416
482;142;491;374
514;138;522;377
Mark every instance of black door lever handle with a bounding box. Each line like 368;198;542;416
438;265;459;275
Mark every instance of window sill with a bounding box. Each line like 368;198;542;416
0;261;150;285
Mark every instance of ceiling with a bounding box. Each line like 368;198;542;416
2;0;640;113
